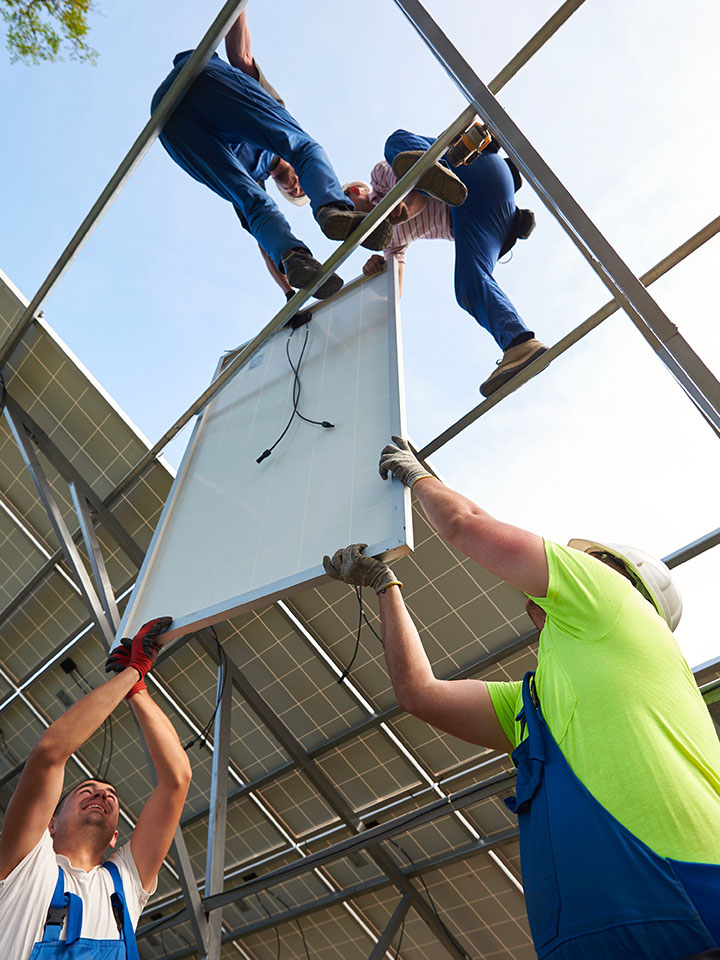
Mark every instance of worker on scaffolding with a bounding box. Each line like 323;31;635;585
151;9;392;305
346;129;547;396
0;617;191;960
323;440;720;960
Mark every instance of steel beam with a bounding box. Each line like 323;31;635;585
197;634;469;960
369;895;411;960
488;0;587;93
4;396;146;567
204;660;233;960
3;406;115;647
202;769;515;910
420;215;720;458
393;0;720;436
0;0;251;368
198;633;361;831
172;825;210;957
663;527;720;569
146;827;519;957
137;771;516;940
69;483;121;633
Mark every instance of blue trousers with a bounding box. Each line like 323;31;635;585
384;130;532;351
152;52;351;267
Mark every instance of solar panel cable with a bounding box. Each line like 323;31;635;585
184;626;229;751
256;325;334;464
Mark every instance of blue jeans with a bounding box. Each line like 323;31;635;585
385;129;532;351
152;52;351;267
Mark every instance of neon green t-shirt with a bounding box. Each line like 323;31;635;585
487;540;720;863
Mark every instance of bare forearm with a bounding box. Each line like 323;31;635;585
39;669;140;762
413;477;489;546
378;586;436;711
403;189;428;219
412;478;549;595
224;10;258;76
259;245;293;293
130;690;191;790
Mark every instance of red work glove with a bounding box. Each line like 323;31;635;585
105;616;173;697
105;638;145;698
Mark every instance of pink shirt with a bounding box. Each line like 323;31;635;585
369;161;454;263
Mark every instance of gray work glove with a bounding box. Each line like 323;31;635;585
323;543;403;594
378;436;432;489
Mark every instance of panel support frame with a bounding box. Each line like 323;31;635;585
392;0;720;437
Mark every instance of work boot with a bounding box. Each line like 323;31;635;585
391;151;468;206
281;249;343;300
480;338;548;398
316;204;394;251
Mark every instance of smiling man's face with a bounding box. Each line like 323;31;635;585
50;779;120;848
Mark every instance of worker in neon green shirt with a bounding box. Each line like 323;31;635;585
323;437;720;960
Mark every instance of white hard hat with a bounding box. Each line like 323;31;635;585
568;539;682;631
342;180;371;197
275;181;310;206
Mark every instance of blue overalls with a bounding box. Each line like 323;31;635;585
29;862;139;959
384;129;532;351
507;672;720;959
152;52;353;268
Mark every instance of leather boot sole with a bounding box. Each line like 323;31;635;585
391;151;468;206
318;208;394;251
282;251;344;300
480;343;548;397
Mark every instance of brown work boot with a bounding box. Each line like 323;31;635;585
391;151;468;206
316;205;393;251
281;249;343;300
480;339;548;397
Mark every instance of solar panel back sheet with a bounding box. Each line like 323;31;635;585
117;267;412;641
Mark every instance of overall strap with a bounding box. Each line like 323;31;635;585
505;671;547;814
102;860;141;960
42;866;83;944
517;671;545;743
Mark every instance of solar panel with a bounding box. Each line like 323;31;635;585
118;269;412;642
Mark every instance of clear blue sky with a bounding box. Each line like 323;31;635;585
1;0;719;665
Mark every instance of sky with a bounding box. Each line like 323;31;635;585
1;0;719;667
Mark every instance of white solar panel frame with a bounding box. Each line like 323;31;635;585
117;267;412;642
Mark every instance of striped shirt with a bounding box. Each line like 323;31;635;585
369;161;453;263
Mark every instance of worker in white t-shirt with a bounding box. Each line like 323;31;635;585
0;617;192;960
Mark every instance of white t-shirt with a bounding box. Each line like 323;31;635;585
0;831;155;960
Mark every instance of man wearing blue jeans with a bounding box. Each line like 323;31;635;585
152;10;392;303
355;129;547;396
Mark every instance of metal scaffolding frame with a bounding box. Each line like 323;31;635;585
1;0;719;958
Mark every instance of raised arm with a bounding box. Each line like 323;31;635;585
224;10;259;78
379;437;549;597
0;668;141;881
323;546;512;752
128;690;191;891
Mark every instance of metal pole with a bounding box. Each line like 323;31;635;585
419;215;720;459
3;406;116;647
172;826;210;957
204;658;233;960
69;483;121;631
663;527;720;569
392;0;720;437
0;0;250;368
368;895;411;960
